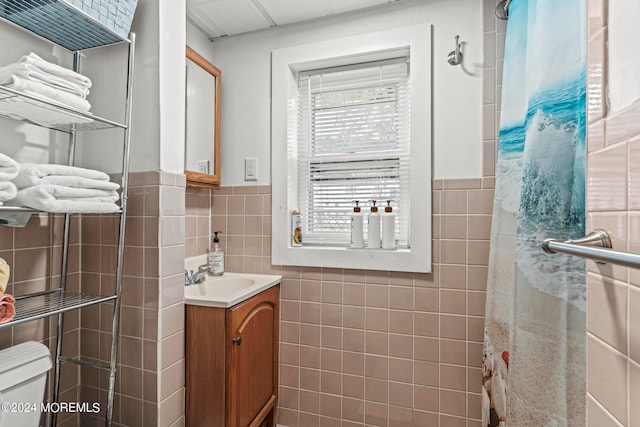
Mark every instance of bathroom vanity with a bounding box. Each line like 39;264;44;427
185;272;281;427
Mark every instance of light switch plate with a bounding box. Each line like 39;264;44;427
245;157;258;181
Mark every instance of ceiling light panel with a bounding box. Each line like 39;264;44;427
188;0;274;37
327;0;393;15
254;0;332;26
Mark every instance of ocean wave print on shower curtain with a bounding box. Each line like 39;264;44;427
482;0;586;426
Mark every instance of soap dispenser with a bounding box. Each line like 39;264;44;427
367;200;381;249
208;231;224;276
382;200;396;249
350;200;364;248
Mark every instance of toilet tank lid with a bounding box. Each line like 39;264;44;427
0;341;52;387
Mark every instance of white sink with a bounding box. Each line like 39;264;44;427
207;277;256;292
184;271;281;308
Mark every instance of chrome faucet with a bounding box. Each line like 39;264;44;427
185;264;210;286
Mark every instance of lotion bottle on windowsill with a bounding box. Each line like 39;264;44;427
367;200;381;249
382;200;396;249
350;200;364;248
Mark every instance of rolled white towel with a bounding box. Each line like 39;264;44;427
14;184;118;201
0;182;17;203
19;53;92;89
13;163;110;189
14;174;118;191
1;76;91;112
0;153;19;181
0;63;89;98
8;184;120;213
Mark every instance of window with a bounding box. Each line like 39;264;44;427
272;25;432;272
297;58;410;246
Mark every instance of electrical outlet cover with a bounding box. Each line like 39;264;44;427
245;157;258;181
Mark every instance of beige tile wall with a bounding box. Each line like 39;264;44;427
185;187;212;258
0;214;81;427
586;1;640;425
207;180;493;426
483;0;506;180
182;3;504;426
0;2;504;426
79;171;186;427
0;171;197;427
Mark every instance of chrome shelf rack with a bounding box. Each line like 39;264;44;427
0;85;127;132
0;12;135;427
7;289;118;327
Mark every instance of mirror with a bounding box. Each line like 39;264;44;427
185;45;221;188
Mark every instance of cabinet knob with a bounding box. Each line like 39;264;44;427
232;336;242;345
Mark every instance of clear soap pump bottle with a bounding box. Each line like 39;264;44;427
208;231;224;276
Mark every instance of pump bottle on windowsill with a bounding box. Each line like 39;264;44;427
382;200;396;250
350;200;364;248
367;200;381;249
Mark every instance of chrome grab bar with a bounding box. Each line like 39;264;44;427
542;229;640;269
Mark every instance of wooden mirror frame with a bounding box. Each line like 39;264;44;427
185;45;221;188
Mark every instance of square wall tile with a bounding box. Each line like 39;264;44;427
587;335;627;425
586;274;627;353
588;143;627;211
630;362;640;427
587;395;623;427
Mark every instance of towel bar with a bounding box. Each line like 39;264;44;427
542;229;640;269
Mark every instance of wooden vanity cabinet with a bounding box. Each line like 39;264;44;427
186;285;280;427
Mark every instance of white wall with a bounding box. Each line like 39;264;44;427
81;0;186;174
159;0;186;173
187;21;216;59
0;0;185;175
208;0;483;185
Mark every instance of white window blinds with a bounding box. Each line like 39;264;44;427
296;58;411;246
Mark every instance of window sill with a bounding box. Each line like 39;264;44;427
271;24;433;274
272;244;431;273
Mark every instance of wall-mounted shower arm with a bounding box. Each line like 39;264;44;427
542;229;640;269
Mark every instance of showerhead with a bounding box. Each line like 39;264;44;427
495;0;510;20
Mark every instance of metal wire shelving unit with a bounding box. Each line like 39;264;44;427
0;9;136;426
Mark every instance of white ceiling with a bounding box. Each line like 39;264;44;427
186;0;401;40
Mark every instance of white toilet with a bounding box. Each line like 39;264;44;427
0;341;52;427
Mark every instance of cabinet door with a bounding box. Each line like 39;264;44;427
226;285;279;427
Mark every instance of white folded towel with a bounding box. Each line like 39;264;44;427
0;153;19;181
17;175;120;191
19;53;92;89
13;163;111;189
0;182;17;202
0;63;89;98
0;76;91;112
9;184;120;213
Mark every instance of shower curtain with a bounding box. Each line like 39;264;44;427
482;1;586;426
